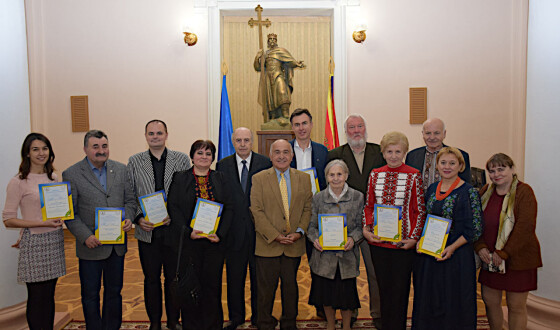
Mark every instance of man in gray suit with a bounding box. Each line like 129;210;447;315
63;130;136;330
127;120;190;330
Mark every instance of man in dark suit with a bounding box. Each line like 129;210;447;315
328;114;385;328
127;120;191;330
250;139;312;330
405;117;471;191
63;130;136;330
216;127;272;330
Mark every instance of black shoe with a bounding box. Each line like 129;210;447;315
166;323;182;330
149;323;162;330
373;317;382;329
223;320;243;330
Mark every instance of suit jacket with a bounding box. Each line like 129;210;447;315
63;158;136;260
250;167;312;258
127;149;191;243
289;139;329;190
216;152;272;251
167;170;233;250
328;143;386;195
405;145;471;184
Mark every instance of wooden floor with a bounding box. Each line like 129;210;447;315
55;230;488;322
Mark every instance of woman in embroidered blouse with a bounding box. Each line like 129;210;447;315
412;147;482;330
167;140;232;330
307;159;363;330
2;133;66;330
362;131;426;330
474;153;542;330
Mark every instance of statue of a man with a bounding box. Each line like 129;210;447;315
254;33;305;126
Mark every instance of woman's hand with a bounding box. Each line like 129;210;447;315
161;216;171;226
399;239;417;250
363;228;381;244
43;218;63;228
478;248;492;264
190;229;205;240
313;239;323;252
436;245;456;261
206;233;220;243
344;237;355;251
492;251;503;266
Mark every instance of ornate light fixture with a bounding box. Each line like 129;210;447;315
352;23;367;43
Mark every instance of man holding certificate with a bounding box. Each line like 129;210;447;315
362;132;426;330
250;139;312;330
127;120;191;330
63;130;136;330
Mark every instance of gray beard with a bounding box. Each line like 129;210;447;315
348;137;366;150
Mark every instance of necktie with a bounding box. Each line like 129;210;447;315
241;160;248;193
280;173;290;232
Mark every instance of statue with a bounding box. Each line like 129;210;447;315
254;33;305;127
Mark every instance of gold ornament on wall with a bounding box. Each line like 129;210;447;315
352;23;367;43
184;32;198;46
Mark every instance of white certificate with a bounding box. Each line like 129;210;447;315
319;214;347;250
95;208;125;244
139;190;168;227
374;204;402;242
302;167;320;195
190;198;223;236
39;182;74;221
418;214;452;258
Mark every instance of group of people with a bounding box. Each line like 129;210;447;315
2;112;542;330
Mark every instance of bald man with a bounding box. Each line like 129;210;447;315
405;118;471;191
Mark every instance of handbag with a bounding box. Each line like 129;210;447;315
170;225;201;306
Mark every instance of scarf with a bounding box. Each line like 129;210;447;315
480;174;519;250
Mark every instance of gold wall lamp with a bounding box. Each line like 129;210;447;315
352;23;367;43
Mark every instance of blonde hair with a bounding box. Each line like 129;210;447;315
436;147;466;172
380;131;409;153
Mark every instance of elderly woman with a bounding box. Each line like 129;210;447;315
362;131;426;330
167;140;232;330
412;147;482;330
474;153;542;330
307;159;363;330
2;133;66;330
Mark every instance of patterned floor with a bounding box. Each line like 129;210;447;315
56;230;489;325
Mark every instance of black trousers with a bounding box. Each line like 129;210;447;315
370;245;416;330
256;255;301;330
26;278;58;330
224;237;258;324
138;229;180;326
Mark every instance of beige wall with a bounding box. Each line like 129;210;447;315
26;0;528;177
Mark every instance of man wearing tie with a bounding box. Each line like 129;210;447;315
216;127;272;329
250;139;312;330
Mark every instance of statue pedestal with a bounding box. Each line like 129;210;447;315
257;130;295;155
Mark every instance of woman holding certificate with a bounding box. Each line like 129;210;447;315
474;153;542;330
412;147;482;330
167;140;232;330
362;132;426;330
307;159;363;330
2;133;66;330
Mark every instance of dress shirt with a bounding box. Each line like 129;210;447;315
149;148;167;192
351;147;365;174
293;140;312;170
86;158;107;191
274;168;305;235
236;152;253;181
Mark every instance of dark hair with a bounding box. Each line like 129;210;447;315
190;140;216;162
289;108;313;123
19;133;55;180
145;119;168;133
84;130;108;147
486;153;515;171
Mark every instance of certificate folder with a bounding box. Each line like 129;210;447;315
39;182;74;221
190;198;223;236
318;213;347;250
373;204;402;242
301;167;320;195
417;214;452;258
138;190;168;228
95;207;125;244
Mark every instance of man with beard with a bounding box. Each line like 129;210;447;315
328;114;385;329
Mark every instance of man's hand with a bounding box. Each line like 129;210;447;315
138;217;154;232
85;235;102;249
274;234;294;245
286;232;302;243
122;219;133;232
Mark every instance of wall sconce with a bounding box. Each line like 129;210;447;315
352;23;367;43
183;24;198;46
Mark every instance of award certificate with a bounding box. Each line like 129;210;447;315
373;204;402;242
39;182;74;221
190;198;223;236
139;190;168;227
95;207;125;244
302;167;320;195
319;214;347;250
417;214;452;258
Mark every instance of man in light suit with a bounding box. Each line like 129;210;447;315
216;127;272;330
63;130;136;330
127;120;191;330
328;114;385;329
405;117;471;191
250;139;312;330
